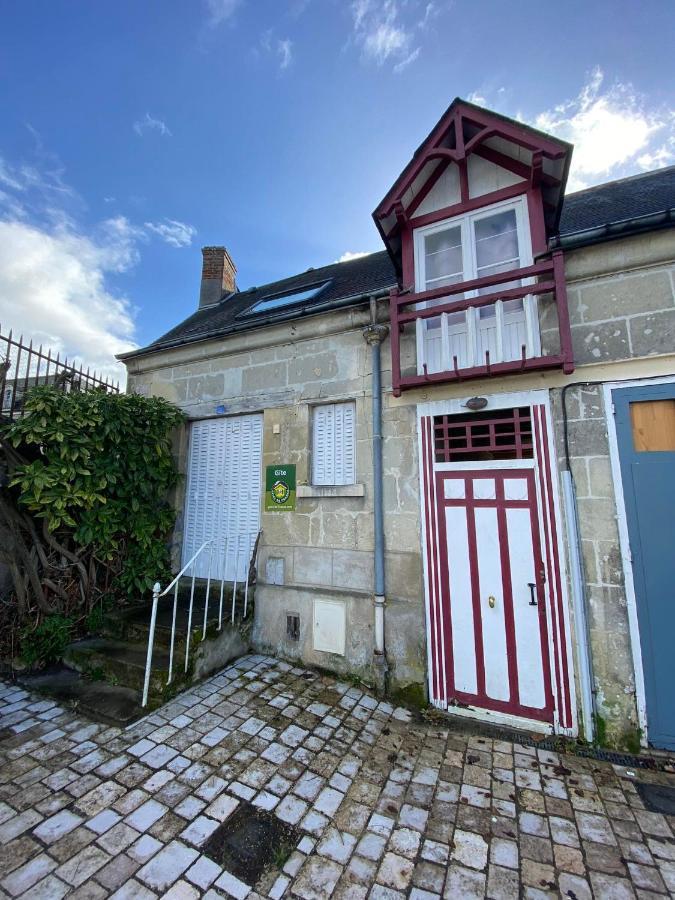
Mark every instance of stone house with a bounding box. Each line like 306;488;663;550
121;99;675;751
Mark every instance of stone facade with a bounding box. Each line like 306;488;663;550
126;227;675;747
126;306;425;696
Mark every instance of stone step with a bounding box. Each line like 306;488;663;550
109;579;250;649
63;637;178;699
19;666;144;726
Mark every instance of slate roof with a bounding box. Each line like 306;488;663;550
123;166;675;359
559;166;675;237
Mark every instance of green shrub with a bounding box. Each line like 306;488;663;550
3;387;185;606
20;615;73;667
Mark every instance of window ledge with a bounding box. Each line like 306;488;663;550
297;483;365;499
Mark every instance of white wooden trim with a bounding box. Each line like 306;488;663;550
603;373;675;747
442;702;554;734
418;387;550;419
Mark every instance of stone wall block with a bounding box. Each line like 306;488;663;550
187;374;225;401
575;497;620;543
385;552;423;602
629;309;675;357
564;419;610;459
578;270;673;321
587;457;614;499
242;361;288;393
571;320;630;364
288;352;340;386
332;550;373;592
293;547;333;586
596;542;625;587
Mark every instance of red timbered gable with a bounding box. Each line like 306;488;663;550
373;99;575;395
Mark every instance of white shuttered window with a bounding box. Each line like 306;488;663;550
312;402;356;485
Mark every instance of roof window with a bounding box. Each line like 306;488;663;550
242;281;331;316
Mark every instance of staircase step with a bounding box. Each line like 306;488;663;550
110;584;250;648
63;638;174;696
19;666;144;726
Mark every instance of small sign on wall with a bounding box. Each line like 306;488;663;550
265;464;296;512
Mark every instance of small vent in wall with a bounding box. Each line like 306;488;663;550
286;613;300;641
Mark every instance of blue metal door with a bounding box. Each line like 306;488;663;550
614;383;675;749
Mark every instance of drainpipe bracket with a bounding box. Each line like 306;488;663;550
362;324;389;346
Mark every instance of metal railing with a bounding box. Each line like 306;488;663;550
141;530;261;707
0;324;119;420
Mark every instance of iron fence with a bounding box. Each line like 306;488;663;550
0;324;119;420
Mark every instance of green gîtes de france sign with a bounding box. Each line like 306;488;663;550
265;464;296;512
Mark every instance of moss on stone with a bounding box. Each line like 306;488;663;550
390;681;427;711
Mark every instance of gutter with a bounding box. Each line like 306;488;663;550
550;208;674;252
118;285;395;363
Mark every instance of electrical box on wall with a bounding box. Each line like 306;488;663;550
313;598;346;656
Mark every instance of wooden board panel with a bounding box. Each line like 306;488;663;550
631;400;675;452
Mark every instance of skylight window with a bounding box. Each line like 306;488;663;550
243;281;330;316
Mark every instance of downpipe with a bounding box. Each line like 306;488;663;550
363;297;389;695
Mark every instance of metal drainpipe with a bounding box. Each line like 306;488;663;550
363;296;389;695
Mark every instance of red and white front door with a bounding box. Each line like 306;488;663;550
435;468;553;722
420;401;574;733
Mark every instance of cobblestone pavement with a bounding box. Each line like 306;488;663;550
1;656;675;900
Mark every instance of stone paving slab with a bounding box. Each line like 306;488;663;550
1;655;675;898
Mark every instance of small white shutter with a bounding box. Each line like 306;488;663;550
312;402;355;486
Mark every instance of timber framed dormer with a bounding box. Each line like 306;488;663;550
373;99;575;396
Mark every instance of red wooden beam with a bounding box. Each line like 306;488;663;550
396;355;569;391
397;281;556;324
553;250;575;375
393;260;554;307
408;182;528;231
389;287;402;397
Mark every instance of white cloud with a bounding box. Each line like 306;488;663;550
350;0;424;71
466;90;487;106
144;218;197;248
336;251;372;263
205;0;241;26
0;218;137;383
277;38;293;70
133;113;172;138
0;145;198;383
534;68;674;191
260;30;294;70
393;47;420;74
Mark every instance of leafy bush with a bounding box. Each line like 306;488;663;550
0;387;185;653
20;615;73;667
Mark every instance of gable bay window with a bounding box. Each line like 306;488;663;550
414;199;541;376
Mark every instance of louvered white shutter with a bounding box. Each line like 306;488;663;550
312;402;356;486
183;414;263;581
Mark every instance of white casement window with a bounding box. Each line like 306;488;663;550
312;402;356;486
413;197;540;374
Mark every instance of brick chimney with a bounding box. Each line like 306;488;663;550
199;246;236;308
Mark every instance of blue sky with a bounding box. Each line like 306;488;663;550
0;0;673;379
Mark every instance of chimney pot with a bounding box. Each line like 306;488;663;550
199;246;236;308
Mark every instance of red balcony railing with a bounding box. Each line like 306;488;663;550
389;250;574;396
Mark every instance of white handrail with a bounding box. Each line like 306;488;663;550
141;530;260;707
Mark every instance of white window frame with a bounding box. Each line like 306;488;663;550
413;196;540;372
311;401;356;487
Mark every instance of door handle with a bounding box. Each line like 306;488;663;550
528;583;537;606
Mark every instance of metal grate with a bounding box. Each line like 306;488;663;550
286;614;300;641
433;406;534;462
